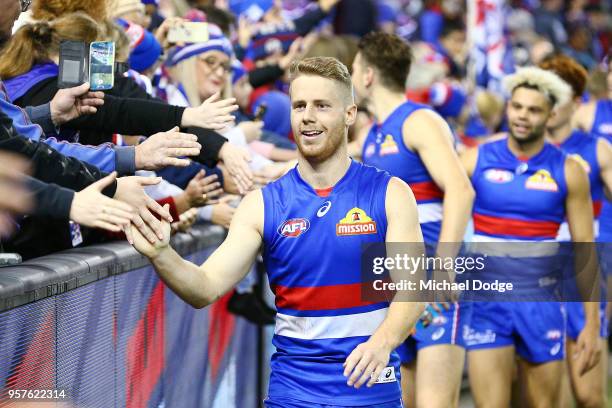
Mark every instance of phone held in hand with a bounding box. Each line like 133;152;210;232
89;41;116;91
167;22;210;44
58;41;88;89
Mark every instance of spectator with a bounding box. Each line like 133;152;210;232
533;0;567;47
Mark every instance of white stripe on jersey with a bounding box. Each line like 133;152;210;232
417;202;443;224
274;308;387;340
468;234;559;257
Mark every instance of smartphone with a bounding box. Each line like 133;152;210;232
89;41;115;91
58;41;88;89
254;103;268;121
167;22;210;44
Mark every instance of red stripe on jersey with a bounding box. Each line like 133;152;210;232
409;181;444;201
273;283;377;311
594;200;602;217
473;213;560;239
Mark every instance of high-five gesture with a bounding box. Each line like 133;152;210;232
181;93;238;130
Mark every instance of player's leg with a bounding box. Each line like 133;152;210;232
412;302;469;408
517;359;563;408
398;337;417;408
514;302;565;408
415;344;464;408
465;302;515;408
468;346;515;408
558;359;574;408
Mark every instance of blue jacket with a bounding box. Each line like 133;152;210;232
0;79;134;174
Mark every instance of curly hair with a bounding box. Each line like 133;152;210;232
538;54;588;98
502;66;572;107
31;0;109;22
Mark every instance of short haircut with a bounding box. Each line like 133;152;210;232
502;66;572;107
538;54;588;98
289;57;354;103
357;31;412;92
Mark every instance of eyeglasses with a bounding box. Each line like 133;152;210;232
198;56;230;73
20;0;32;12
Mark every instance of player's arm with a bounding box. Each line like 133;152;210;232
596;138;612;200
128;190;264;308
344;177;426;389
403;110;474;244
565;157;601;375
572;100;596;133
459;145;479;178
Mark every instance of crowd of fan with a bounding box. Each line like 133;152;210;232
0;0;609;322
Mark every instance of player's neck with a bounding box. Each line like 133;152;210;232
297;147;351;190
507;135;546;159
546;120;573;145
370;87;406;124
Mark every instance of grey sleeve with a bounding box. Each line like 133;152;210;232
114;145;136;175
24;103;57;135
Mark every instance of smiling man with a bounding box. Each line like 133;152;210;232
460;67;601;407
128;57;426;407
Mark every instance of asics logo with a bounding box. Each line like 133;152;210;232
317;201;332;217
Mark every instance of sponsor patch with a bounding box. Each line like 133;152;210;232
317;201;332;218
525;169;558;192
374;366;397;384
431;327;445;341
484;168;514;183
278;218;310;238
546;329;562;340
364;143;376;159
379;135;399;156
550;342;561;356
336;208;377;236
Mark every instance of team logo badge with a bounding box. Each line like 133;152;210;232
278;218;310;238
546;330;562;340
317;201;332;217
364;143;376;159
484;169;514;183
525;169;558;192
379;135;399;156
569;154;591;173
336;208;377;236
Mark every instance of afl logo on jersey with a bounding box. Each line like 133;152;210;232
278;218;310;238
484;169;514;183
525;169;558;192
336;208;377;236
317;201;332;217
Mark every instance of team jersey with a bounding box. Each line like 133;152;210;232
362;101;443;244
469;137;567;295
262;160;401;405
555;130;603;241
592;99;612;242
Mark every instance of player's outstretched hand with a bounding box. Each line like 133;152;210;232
126;204;172;259
343;340;392;389
575;324;601;376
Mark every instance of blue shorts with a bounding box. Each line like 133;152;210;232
565;302;608;340
465;302;565;363
264;397;403;408
396;302;472;363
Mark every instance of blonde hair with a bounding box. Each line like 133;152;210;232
0;12;100;80
502;66;572;107
170;54;231;107
289;57;353;102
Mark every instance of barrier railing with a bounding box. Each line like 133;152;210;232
0;225;258;408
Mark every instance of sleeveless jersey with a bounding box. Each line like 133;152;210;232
469;138;567;293
262;160;401;405
592;99;612;242
362;101;444;244
555;130;603;241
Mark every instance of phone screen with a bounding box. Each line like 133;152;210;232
58;41;87;88
167;22;210;44
89;41;115;91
